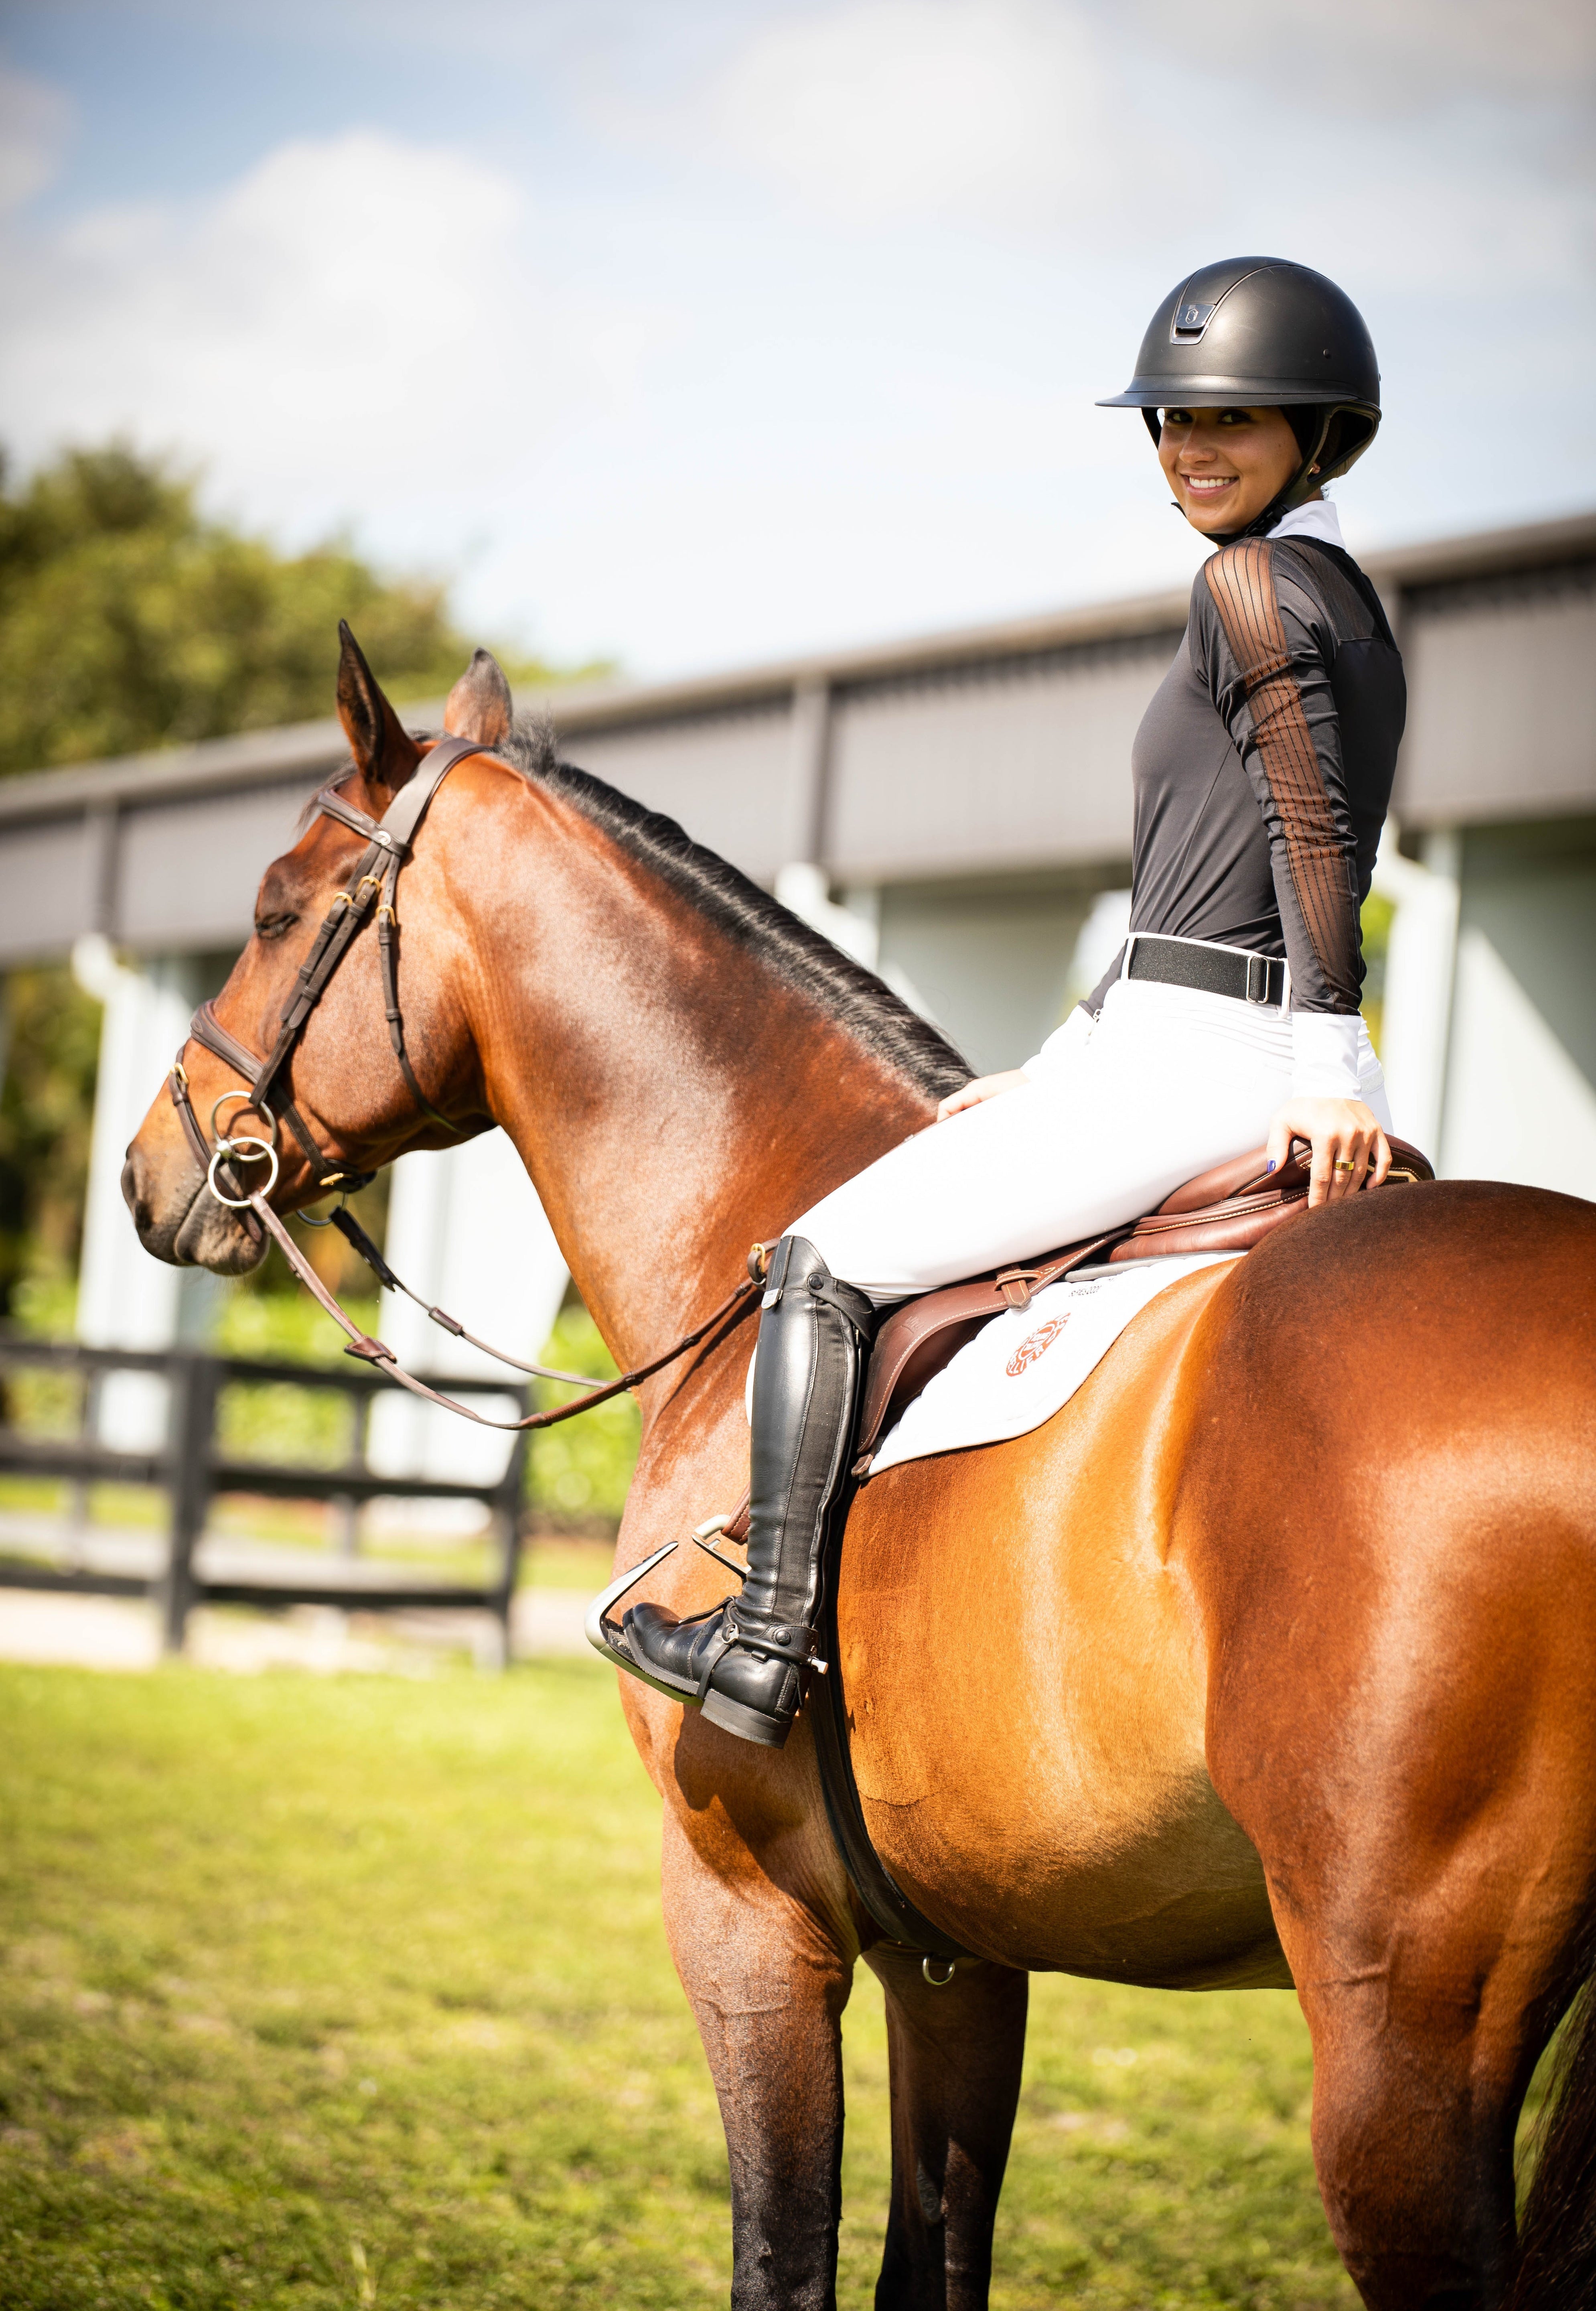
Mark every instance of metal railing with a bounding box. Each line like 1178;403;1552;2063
0;1334;531;1660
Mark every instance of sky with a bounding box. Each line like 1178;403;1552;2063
2;0;1593;679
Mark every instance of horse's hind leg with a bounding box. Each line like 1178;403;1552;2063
1207;1637;1596;2307
1290;1926;1531;2310
864;1946;1028;2311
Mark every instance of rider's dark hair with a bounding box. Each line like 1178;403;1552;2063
1284;406;1325;462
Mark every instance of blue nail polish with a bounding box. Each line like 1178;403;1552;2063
1266;1159;1276;1173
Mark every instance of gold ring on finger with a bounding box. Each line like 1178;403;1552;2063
1334;1159;1355;1172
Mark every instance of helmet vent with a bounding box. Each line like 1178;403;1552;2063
1171;299;1215;341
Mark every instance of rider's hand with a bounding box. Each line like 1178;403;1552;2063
937;1070;1030;1123
1266;1098;1391;1210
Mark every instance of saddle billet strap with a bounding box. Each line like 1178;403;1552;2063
994;1229;1126;1312
248;1188;760;1431
850;1229;1125;1472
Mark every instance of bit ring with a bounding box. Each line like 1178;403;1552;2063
207;1137;279;1208
210;1089;278;1147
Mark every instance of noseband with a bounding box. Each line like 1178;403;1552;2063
168;733;481;1214
164;729;760;1431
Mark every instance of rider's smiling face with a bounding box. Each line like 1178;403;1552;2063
1158;405;1306;535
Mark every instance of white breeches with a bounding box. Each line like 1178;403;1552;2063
790;977;1392;1304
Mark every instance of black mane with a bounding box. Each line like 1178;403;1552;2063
497;719;971;1102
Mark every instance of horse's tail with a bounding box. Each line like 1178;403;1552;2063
1510;1969;1596;2308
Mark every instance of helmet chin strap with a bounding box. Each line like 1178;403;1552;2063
1212;405;1337;543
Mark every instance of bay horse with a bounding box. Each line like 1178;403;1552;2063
123;636;1596;2311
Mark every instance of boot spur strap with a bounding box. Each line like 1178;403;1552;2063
690;1607;741;1702
723;1614;827;1675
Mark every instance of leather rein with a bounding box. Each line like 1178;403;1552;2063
168;733;758;1433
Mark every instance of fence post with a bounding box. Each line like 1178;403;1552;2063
487;1424;530;1670
160;1352;217;1654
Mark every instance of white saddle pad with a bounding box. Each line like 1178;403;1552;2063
865;1253;1238;1476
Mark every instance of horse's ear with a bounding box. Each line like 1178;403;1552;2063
444;648;513;747
336;621;421;793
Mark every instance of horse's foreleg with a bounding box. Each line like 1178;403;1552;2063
864;1946;1028;2311
660;1805;854;2311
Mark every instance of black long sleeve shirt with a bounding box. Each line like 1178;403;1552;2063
1083;530;1405;1085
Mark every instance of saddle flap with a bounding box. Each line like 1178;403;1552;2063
853;1234;1119;1468
855;1282;1008;1469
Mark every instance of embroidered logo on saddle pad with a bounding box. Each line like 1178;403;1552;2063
868;1252;1240;1478
1006;1317;1069;1376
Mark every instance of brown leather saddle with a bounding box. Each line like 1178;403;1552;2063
711;1131;1434;1546
849;1131;1435;1476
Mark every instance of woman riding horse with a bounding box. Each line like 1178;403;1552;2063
619;254;1406;1749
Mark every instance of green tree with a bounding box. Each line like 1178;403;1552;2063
0;440;602;1312
0;967;101;1316
0;441;584;774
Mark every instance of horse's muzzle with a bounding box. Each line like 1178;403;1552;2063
121;1145;266;1276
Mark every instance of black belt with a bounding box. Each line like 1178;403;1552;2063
1123;933;1287;1007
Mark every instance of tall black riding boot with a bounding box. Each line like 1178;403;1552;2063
620;1236;873;1748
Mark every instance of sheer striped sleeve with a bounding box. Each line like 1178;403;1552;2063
1198;540;1363;1017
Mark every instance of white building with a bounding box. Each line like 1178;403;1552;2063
2;507;1592;1424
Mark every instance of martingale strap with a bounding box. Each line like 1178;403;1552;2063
320;1203;595;1386
249;1187;759;1431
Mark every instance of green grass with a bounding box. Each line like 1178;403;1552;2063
0;1662;1360;2309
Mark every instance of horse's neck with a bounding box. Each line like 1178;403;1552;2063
452;788;934;1385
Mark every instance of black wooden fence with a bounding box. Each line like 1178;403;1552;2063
0;1334;530;1660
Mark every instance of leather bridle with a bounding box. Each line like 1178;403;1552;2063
166;731;760;1433
169;732;481;1216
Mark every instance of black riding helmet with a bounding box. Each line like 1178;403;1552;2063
1100;256;1381;540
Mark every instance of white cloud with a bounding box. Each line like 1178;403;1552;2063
0;127;646;561
620;0;1593;296
1129;0;1596;112
702;0;1111;226
0;6;1590;682
0;65;72;218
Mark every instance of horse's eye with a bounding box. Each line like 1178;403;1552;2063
254;912;299;942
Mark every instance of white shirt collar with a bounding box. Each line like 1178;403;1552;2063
1267;497;1345;549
